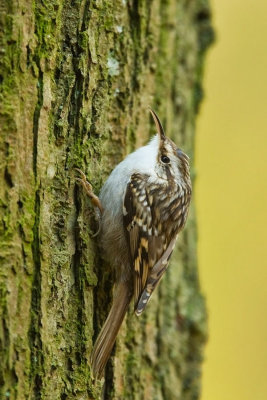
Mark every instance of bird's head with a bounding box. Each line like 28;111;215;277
149;109;191;188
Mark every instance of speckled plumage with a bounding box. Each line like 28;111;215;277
123;171;191;315
88;109;191;378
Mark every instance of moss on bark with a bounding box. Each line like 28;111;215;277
0;0;213;398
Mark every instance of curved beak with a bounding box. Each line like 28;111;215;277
148;108;166;140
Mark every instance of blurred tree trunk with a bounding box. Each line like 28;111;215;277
0;0;213;399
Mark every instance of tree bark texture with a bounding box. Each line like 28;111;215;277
0;0;213;399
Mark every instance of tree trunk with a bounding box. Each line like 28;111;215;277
0;0;213;398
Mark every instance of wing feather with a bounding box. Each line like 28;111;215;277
123;173;186;315
123;176;150;307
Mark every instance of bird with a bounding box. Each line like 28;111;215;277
75;109;192;379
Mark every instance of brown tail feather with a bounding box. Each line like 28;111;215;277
91;281;132;379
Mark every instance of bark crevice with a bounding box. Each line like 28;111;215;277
0;0;213;398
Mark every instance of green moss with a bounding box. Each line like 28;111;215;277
0;0;213;398
33;0;60;59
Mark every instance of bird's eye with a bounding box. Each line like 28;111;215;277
161;155;170;164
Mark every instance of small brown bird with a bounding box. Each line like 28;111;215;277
76;109;192;379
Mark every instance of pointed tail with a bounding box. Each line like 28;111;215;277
91;281;132;379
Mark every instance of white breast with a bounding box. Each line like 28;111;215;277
100;135;159;217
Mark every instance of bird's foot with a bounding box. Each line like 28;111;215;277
75;168;103;214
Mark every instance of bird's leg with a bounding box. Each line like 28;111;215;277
75;168;103;214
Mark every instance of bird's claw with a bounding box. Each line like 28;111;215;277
74;168;103;214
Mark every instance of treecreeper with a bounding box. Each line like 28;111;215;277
76;109;192;379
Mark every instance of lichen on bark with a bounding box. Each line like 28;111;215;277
0;0;213;399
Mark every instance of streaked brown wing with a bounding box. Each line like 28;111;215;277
123;174;151;307
123;173;182;315
135;237;176;315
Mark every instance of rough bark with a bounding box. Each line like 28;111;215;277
0;0;213;399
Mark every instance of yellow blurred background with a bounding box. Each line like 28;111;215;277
196;0;267;399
